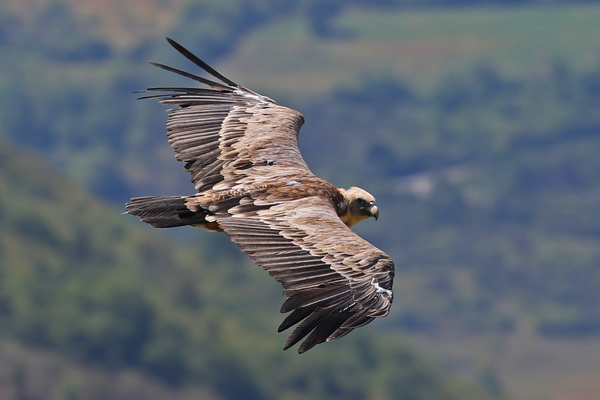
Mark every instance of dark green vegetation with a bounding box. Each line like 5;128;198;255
0;145;488;399
1;1;599;399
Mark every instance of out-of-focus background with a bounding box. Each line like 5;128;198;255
1;1;599;399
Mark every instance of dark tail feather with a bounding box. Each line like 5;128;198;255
126;196;209;228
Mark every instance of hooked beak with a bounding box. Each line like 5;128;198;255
369;203;379;221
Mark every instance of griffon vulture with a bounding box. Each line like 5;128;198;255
126;38;394;353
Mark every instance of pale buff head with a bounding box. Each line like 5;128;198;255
338;186;379;227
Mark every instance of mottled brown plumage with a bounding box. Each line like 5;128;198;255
126;38;394;353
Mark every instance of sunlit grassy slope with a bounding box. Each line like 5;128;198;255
226;4;600;97
3;0;188;49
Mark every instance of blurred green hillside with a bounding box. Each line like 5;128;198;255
1;1;600;399
0;144;490;400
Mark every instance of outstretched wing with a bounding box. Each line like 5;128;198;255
144;38;395;352
142;38;310;193
207;195;394;353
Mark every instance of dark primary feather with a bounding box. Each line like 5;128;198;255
165;37;238;87
148;61;233;91
128;38;394;353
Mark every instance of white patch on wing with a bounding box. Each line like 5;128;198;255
372;278;392;297
234;88;273;104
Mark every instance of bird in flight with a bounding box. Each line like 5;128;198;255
126;38;394;353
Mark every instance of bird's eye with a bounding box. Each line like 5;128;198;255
356;198;366;205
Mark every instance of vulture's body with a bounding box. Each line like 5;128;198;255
126;38;394;353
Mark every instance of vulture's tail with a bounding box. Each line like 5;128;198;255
126;195;209;228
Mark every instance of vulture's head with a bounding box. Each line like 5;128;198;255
339;186;379;227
